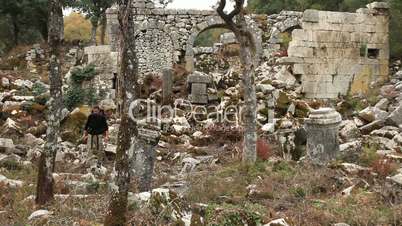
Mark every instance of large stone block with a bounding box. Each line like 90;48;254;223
287;46;314;58
303;9;319;23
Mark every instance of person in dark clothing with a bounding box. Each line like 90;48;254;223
83;106;109;165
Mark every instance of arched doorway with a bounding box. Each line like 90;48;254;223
185;17;263;72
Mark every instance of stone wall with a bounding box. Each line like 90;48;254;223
84;45;118;99
282;2;390;99
106;0;265;74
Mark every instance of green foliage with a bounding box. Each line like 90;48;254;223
248;0;402;58
359;145;380;166
32;82;48;96
290;186;306;198
64;64;99;109
0;159;22;171
64;85;86;110
194;28;231;47
71;64;97;84
205;203;263;226
86;180;100;193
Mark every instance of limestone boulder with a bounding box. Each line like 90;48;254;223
2;101;21;112
256;84;275;94
1;77;10;88
375;98;389;110
12;79;33;89
275;66;297;87
359;119;385;135
60;106;91;143
358;107;388;123
23;133;44;146
28;210;51;221
339;120;361;142
370;126;399;139
387;104;402;126
0;118;23;139
264;218;290;226
380;85;399;99
0;174;24;188
0;138;15;152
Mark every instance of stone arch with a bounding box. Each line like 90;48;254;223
134;20;178;76
184;16;263;72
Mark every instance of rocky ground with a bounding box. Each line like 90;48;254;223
0;43;401;226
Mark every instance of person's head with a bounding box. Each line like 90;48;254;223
92;106;100;114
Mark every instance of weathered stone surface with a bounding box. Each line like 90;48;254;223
305;108;342;164
375;98;389;110
358;107;389;122
188;72;211;104
359;119;385;135
0;174;24;188
339;120;361;142
387;104;402;126
0;138;14;152
264;218;290;226
162;68;173;105
287;4;390;99
28;210;51;221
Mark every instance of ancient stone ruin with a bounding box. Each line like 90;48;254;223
104;0;390;100
282;2;390;98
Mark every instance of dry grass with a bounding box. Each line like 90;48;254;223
185;160;402;225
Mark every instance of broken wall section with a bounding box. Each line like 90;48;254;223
283;2;390;99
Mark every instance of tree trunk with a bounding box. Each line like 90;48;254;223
35;0;64;206
217;0;257;163
11;15;19;46
104;0;137;225
238;33;257;163
100;13;107;45
90;18;99;45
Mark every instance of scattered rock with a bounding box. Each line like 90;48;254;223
388;173;402;186
13;79;33;89
264;218;290;226
23;133;44;146
375;98;389;110
339;120;360;142
1;77;10;88
359;120;385;135
340;163;370;174
358;107;388;123
0;174;24;188
387;104;402;126
262;123;275;133
0;138;15;152
28;210;51;221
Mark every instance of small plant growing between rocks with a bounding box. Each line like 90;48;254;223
64;64;100;109
70;64;96;84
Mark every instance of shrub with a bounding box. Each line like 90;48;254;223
359;145;380;167
32;82;48;96
64;86;85;110
204;124;243;144
256;139;272;161
371;158;398;177
71;64;97;84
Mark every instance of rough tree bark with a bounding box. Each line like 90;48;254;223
35;0;64;206
104;0;137;225
217;0;257;163
11;15;19;46
90;17;99;45
100;13;107;45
